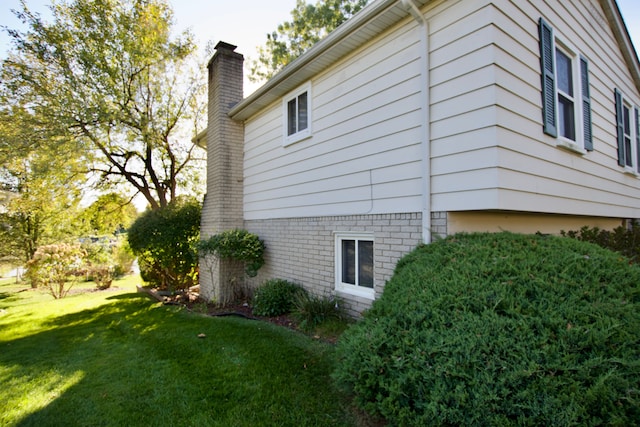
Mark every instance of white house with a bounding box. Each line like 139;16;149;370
198;0;640;315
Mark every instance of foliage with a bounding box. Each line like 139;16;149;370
127;198;201;290
1;0;206;210
198;229;265;277
79;193;139;235
0;108;86;263
252;279;306;317
334;232;640;426
249;0;368;82
25;243;86;298
82;236;134;289
294;293;346;332
562;223;640;263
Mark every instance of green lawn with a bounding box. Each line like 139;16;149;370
0;276;357;426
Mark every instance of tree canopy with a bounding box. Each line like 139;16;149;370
1;0;206;210
0;103;86;262
249;0;369;82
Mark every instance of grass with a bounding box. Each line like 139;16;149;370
0;276;358;426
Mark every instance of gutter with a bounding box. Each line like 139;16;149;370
401;0;431;244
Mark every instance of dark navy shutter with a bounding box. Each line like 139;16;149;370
636;107;640;172
615;89;625;166
539;18;557;137
580;56;593;151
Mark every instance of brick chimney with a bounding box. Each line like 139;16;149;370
200;41;245;304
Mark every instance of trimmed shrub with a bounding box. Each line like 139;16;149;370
127;198;201;290
252;279;305;317
293;293;346;331
334;232;640;426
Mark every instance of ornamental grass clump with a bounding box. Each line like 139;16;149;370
334;232;640;426
293;293;346;332
252;279;305;317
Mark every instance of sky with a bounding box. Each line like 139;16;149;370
0;0;299;95
1;0;638;96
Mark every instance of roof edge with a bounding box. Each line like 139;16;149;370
229;0;401;120
602;0;640;92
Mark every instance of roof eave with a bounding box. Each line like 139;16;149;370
229;0;427;121
602;0;640;93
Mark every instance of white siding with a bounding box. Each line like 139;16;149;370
485;0;640;217
429;1;505;210
242;0;640;222
430;0;640;218
243;18;423;220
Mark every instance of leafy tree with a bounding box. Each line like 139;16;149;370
1;0;206;210
249;0;369;82
79;193;139;235
0;107;86;263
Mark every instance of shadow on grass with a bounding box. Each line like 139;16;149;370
0;292;356;427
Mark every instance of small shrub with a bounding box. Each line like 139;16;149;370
293;293;346;332
252;279;305;317
26;244;86;299
334;232;640;426
562;223;640;263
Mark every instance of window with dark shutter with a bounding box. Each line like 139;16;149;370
615;89;640;171
538;18;592;153
636;107;640;173
539;18;557;137
581;56;593;151
615;89;626;166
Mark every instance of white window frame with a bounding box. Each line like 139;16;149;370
282;82;312;147
618;91;638;174
553;39;585;153
334;232;375;299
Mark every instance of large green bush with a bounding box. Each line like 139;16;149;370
127;198;201;290
334;232;640;426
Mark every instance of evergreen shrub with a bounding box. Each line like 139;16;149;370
252;279;305;317
127;198;201;290
334;232;640;426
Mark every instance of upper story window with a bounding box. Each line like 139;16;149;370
615;89;640;173
539;18;593;152
283;83;312;146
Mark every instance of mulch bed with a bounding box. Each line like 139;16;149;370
138;286;300;334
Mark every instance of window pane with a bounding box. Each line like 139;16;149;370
624;105;631;136
298;92;308;131
556;49;573;96
558;95;575;140
341;240;355;285
358;240;374;288
625;137;633;167
287;99;297;136
624;105;633;167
